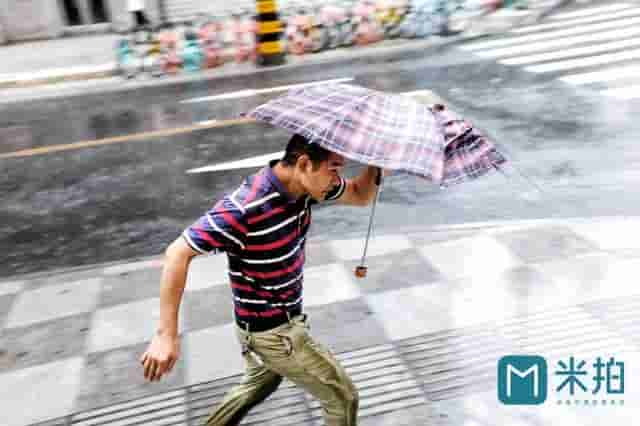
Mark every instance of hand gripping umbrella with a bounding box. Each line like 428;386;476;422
245;83;507;277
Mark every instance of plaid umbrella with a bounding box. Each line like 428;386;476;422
246;83;507;187
246;83;508;278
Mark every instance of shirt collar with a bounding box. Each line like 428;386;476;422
265;159;297;203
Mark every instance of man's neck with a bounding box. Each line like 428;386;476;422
272;161;308;200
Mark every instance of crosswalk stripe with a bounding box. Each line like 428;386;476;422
502;38;640;66
549;3;631;20
560;64;640;85
511;6;640;34
549;2;632;20
460;15;640;51
461;2;640;100
474;26;640;58
525;47;640;73
602;85;640;100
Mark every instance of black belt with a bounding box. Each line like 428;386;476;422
235;306;303;332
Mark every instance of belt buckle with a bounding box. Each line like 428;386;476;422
241;339;250;356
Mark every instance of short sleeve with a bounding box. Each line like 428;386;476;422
182;198;248;255
324;176;346;201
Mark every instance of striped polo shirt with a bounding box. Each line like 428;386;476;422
183;160;346;331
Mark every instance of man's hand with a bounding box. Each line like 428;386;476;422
140;332;180;382
338;167;392;206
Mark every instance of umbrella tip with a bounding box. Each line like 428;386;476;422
355;266;368;278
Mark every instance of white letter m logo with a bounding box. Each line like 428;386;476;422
506;364;539;398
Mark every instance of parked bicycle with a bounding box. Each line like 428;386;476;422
375;0;411;39
228;9;258;63
114;0;573;78
115;38;140;79
284;5;326;54
316;3;357;49
198;15;226;68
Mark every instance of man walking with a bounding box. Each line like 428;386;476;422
140;134;384;425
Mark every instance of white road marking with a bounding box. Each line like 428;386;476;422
501;38;640;66
560;64;640;85
525;47;640;73
549;2;632;20
459;2;640;101
461;15;640;52
186;151;285;173
180;77;354;104
473;26;640;58
511;6;640;34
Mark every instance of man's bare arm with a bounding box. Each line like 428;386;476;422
337;166;384;206
157;237;199;337
141;237;200;381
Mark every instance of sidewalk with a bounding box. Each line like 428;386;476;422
0;34;121;88
0;8;535;91
1;215;639;426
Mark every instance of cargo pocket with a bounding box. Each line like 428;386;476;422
250;331;292;363
274;321;307;358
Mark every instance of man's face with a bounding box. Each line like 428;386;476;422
299;152;345;201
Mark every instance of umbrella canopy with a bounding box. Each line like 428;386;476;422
246;83;506;187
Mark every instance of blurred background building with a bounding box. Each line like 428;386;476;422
0;0;292;43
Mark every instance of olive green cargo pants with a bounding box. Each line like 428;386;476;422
205;314;359;426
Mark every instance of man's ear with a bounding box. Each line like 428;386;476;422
296;154;311;173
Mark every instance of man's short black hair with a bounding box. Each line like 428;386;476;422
281;134;331;170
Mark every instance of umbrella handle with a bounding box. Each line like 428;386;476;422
355;168;383;278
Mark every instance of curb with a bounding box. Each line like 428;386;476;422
1;214;633;284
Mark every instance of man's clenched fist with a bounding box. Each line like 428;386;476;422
140;332;180;382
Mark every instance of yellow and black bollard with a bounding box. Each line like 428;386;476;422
255;0;286;66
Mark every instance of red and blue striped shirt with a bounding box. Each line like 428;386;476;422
183;160;346;331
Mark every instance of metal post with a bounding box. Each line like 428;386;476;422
255;0;286;66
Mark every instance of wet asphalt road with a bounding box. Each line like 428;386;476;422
2;47;640;278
